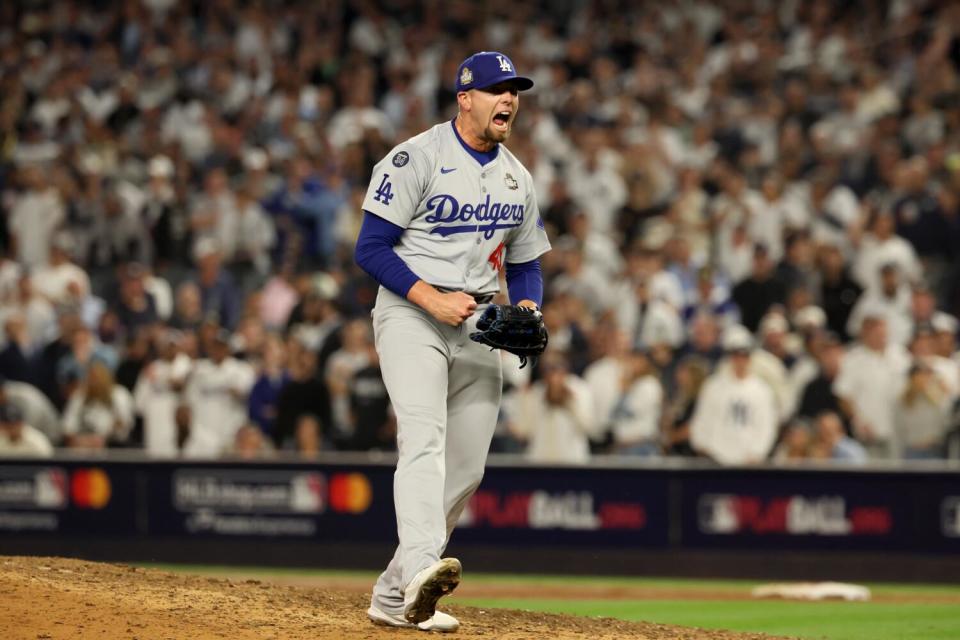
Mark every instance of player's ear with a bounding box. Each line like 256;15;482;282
456;90;471;112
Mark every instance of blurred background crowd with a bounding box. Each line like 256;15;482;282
2;0;960;464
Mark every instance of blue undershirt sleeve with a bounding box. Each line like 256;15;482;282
354;211;421;299
505;259;543;307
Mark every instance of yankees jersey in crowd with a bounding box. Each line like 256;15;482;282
361;120;550;295
689;371;778;465
185;356;256;449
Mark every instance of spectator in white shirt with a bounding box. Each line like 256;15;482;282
134;331;193;457
608;351;663;455
852;210;922;291
30;232;91;307
9;165;65;269
583;329;631;444
833;315;910;457
184;329;256;453
690;325;779;465
564;128;627;234
847;263;914;347
511;351;598;464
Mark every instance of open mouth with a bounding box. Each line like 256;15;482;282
492;110;511;130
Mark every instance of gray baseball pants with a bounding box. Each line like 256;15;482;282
370;287;502;615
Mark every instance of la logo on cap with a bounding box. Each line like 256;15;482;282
496;55;512;72
460;66;473;85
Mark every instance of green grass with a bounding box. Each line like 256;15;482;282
457;598;960;640
141;564;960;639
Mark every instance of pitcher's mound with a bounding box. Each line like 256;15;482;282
0;556;785;639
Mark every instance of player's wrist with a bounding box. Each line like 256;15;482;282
516;299;539;311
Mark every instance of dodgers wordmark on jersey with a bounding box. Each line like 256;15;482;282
361;120;550;297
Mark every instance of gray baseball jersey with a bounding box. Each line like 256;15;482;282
361;120;551;294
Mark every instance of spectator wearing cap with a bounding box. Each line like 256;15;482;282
894;362;951;459
846;262;913;346
0;375;61;445
184;328;256;454
789;307;829;398
690;325;779;465
0;403;53;458
732;244;788;333
833;315;910;457
62;361;135;449
191;238;241;330
817;244;863;341
931;312;959;360
718;314;793;422
133;330;194;456
811;411;867;464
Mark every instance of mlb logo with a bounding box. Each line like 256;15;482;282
698;494;739;534
942;497;960;538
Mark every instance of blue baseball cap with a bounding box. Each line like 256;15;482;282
456;51;534;93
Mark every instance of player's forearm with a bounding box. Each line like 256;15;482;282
505;259;543;307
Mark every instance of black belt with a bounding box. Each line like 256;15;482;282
434;287;494;305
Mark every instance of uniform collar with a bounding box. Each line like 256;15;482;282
450;119;499;167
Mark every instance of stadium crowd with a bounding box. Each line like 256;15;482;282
1;0;960;464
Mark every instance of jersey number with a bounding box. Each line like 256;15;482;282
374;173;395;205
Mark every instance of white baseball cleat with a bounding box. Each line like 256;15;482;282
367;604;460;632
403;557;462;624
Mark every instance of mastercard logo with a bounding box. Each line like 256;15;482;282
71;468;112;509
328;473;372;514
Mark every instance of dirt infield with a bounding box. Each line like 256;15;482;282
0;556;790;640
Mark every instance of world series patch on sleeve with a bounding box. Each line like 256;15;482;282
470;304;548;368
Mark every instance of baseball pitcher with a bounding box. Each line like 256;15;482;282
355;51;550;631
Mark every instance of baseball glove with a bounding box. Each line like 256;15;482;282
469;304;548;368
